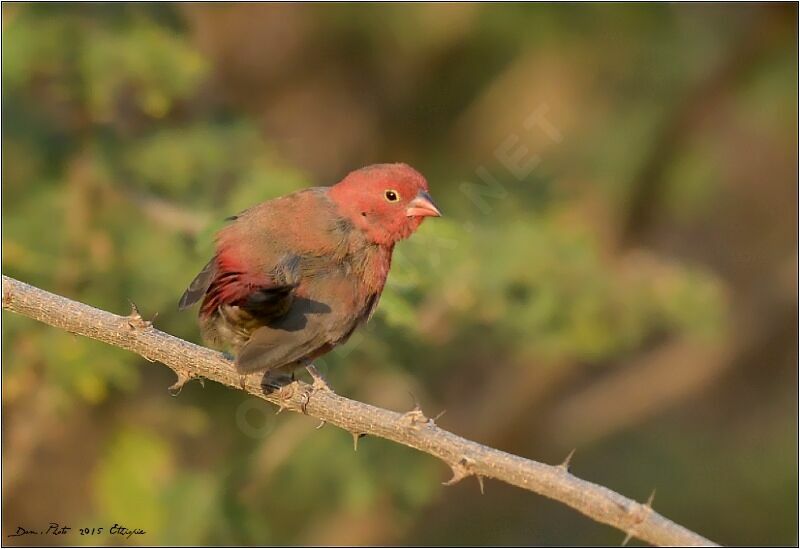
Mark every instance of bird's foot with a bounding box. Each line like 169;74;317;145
259;371;297;414
296;364;333;414
260;371;294;393
257;367;330;415
306;364;333;393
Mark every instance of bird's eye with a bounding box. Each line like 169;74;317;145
384;190;399;202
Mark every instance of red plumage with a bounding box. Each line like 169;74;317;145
179;163;440;374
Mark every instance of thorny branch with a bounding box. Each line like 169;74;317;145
2;275;718;547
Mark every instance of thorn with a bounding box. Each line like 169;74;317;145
442;456;477;488
351;432;366;451
559;448;576;472
621;531;634;546
407;390;421;412
127;300;153;329
275;403;287;415
168;372;191;396
432;409;447;423
621;490;656;546
315;419;326;430
476;474;485;495
442;463;469;486
645;489;656;509
128;299;142;319
402;407;429;427
402;393;431;427
197;377;205;388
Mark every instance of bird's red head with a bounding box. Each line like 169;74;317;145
329;163;441;246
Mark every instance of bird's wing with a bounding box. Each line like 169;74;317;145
196;252;301;319
179;187;345;316
234;296;335;373
178;258;217;310
235;261;378;374
178;249;300;316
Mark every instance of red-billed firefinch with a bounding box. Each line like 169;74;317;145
179;163;440;375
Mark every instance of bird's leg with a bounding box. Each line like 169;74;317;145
306;363;332;393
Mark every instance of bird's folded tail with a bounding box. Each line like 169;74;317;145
178;257;217;310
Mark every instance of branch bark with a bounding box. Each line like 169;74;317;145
1;275;718;547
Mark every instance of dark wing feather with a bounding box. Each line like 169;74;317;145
234;297;332;373
239;283;299;320
178;258;217;310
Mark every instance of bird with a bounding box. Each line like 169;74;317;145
178;163;440;385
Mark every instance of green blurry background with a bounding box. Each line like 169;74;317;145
2;3;797;546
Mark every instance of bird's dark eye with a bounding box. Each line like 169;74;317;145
384;189;399;202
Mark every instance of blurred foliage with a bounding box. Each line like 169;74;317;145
2;3;796;546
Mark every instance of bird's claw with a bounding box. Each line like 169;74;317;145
259;371;298;414
299;388;312;414
295;364;333;414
